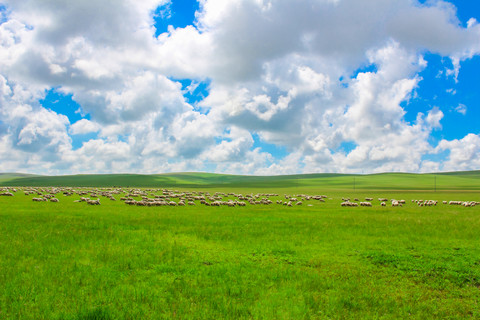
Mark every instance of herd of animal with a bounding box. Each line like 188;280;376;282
0;187;479;208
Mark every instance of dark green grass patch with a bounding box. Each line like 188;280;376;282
1;170;480;191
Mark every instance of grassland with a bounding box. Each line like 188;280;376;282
1;170;480;191
0;172;480;319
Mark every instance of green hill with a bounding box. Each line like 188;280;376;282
0;173;41;183
0;171;479;191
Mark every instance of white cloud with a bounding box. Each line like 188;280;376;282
203;127;253;163
425;107;444;129
436;134;480;171
454;103;467;115
0;0;479;174
69;119;99;135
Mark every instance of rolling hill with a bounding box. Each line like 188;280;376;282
0;171;479;191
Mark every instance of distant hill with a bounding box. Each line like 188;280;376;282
0;171;479;191
0;173;42;183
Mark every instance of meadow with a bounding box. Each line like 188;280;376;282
0;172;480;319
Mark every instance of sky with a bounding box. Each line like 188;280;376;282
0;0;479;175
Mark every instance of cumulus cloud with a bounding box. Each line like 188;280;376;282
69;119;99;135
425;107;444;129
0;0;479;174
436;134;480;171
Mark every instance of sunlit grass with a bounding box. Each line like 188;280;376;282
0;176;480;319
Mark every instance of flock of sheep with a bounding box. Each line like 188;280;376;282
0;187;479;208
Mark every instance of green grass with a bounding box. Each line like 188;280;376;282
1;170;480;190
1;173;480;319
0;173;41;184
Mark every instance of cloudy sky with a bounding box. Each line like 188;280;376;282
0;0;479;175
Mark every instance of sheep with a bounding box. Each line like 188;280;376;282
449;201;462;205
341;201;358;207
391;200;401;207
380;202;386;206
0;192;14;196
50;198;59;202
463;201;477;207
32;197;45;202
86;199;100;205
423;200;437;206
360;202;372;207
296;201;303;206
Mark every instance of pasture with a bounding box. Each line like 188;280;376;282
0;172;480;319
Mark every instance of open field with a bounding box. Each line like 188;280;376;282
1;170;480;190
1;172;480;319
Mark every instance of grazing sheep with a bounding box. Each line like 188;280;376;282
360;202;372;207
0;192;14;196
463;201;477;207
423;200;437;206
380;202;386;206
50;198;59;202
341;201;358;207
449;201;462;205
391;200;401;207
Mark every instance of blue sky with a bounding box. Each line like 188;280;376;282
153;0;199;35
0;0;480;174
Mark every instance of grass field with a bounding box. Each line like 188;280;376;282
1;171;480;190
0;172;480;319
